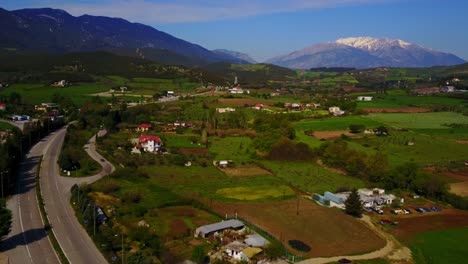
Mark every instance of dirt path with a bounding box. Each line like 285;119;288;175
298;215;411;264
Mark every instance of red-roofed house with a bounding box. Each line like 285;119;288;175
0;103;6;111
139;135;162;152
137;124;152;132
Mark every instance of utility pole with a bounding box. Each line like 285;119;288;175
1;170;8;198
93;204;96;237
121;233;124;264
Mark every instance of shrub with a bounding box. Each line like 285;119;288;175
288;240;311;252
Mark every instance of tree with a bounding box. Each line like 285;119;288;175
0;199;12;240
264;241;285;260
345;189;363;217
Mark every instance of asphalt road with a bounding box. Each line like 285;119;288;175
40;128;114;264
1;127;115;264
0;131;61;264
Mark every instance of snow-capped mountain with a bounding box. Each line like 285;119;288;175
267;37;466;69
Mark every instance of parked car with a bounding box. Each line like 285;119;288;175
373;207;384;214
380;219;398;225
403;209;412;214
339;259;352;263
431;206;441;212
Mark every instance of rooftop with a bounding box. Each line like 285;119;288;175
196;219;244;235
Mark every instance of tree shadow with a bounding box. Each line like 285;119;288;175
0;228;48;252
14;156;41;195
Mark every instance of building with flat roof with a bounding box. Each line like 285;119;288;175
195;219;244;238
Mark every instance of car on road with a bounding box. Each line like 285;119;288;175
338;258;352;263
100;158;105;162
431;206;441;212
403;209;412;214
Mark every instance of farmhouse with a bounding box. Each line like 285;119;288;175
165;91;175;97
314;188;397;209
51;80;69;87
225;241;248;260
329;106;345;116
216;107;236;113
253;103;264;110
136;123;152;132
0;103;6;111
218;160;229;168
357;96;373;101
35;103;58;112
194;219;245;238
138;135;162;153
229;86;246;94
285;103;301;110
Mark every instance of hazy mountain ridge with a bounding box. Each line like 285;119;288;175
0;7;246;65
267;37;466;69
212;49;257;64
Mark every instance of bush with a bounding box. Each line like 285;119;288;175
349;124;365;133
123;191;142;203
288;240;311;252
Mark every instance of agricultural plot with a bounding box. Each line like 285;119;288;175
295;116;384;131
365;112;468;129
127;77;198;95
356;94;466;109
209;136;254;163
0;83;109;105
210;198;385;257
408;227;468;264
216;185;295;201
261;161;365;194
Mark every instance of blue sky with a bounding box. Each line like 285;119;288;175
2;0;468;61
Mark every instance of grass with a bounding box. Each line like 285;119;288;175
160;134;204;150
365;112;468;129
127;77;198;95
0;121;15;130
260;161;365;194
216;185;295;201
409;227;468;264
0;83;109;105
295;116;384;131
209;136;254;163
356;94;466;109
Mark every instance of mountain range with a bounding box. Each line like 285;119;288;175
0;7;465;69
267;37;466;69
0;7;249;65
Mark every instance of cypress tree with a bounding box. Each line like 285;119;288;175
345;189;363;217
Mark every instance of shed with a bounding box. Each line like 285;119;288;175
195;219;244;238
324;191;345;204
244;234;269;247
241;247;263;261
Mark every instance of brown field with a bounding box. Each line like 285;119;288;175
218;98;273;106
209;198;385;257
361;107;431;113
388;209;468;240
313;130;358;140
457;140;468;145
424;166;468;197
219;165;272;177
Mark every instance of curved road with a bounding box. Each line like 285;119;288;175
2;127;115;264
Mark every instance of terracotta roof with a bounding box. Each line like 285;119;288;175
138;124;152;128
139;135;161;143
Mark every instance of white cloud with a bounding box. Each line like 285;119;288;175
43;0;390;24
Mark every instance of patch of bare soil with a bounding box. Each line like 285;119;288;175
219;165;272;177
362;107;431;113
218;98;273;106
207;198;385;258
389;209;468;240
312;130;358;140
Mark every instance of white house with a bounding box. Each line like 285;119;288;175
139;135;162;152
216;108;236;113
357;96;373;101
225;241;248;260
329;106;345;116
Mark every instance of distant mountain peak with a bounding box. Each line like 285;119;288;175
267;37;465;69
336;37;412;50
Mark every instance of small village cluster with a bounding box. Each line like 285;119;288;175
194;219;270;263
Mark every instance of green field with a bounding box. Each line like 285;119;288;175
261;161;365;194
0;121;15;130
356;94;466;109
295;116;384;131
0;83;108;105
366;112;468;129
409;227;468;264
216;185;294;200
126;77;198;95
209;136;254;163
